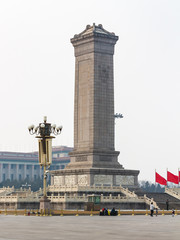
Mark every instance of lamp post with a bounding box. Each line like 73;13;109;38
28;116;62;209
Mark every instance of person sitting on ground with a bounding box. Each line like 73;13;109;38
110;207;116;216
101;208;105;215
104;208;108;216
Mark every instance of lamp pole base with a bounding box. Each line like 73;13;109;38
39;196;51;212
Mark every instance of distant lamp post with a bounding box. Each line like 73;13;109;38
28;116;62;210
22;182;31;189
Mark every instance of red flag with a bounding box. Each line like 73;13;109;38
155;172;167;185
179;171;180;183
167;171;178;184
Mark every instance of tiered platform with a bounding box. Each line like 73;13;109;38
47;185;156;210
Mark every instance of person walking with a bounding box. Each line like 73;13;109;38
166;199;169;211
150;202;154;217
155;208;158;217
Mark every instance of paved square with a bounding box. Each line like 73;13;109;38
0;215;180;240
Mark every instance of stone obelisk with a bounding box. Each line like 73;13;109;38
67;23;122;169
51;24;139;188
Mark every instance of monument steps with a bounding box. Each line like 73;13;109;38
136;192;180;210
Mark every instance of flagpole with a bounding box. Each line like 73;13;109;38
155;169;156;191
178;168;179;187
167;168;168;189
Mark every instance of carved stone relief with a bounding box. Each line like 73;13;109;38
78;174;88;186
54;176;64;186
116;175;134;185
65;175;76;185
94;175;113;185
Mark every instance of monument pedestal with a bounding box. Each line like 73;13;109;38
67;150;123;169
51;168;139;188
39;196;51;211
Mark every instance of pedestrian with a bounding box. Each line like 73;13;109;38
172;208;175;217
150;202;154;217
155;208;158;217
166;199;169;211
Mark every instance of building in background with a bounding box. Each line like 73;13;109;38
0;146;72;182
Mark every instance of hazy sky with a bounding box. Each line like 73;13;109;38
0;0;180;182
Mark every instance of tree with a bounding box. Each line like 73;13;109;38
139;180;165;193
0;177;43;192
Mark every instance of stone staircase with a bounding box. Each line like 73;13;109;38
136;192;180;210
165;187;180;200
0;187;15;196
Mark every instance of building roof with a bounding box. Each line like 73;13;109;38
0;146;73;164
52;146;73;153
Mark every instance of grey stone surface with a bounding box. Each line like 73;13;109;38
52;168;139;188
69;23;121;169
51;24;139;189
0;215;180;240
39;196;51;211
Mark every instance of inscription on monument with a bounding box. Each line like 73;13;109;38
98;65;110;83
76;156;87;162
77;60;91;145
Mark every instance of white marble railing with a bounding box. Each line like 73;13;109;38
119;187;137;198
0;186;155;206
47;193;145;203
0;196;17;203
171;187;180;194
0;195;40;203
0;192;149;205
49;195;87;203
143;194;159;209
0;186;15;196
165;187;180;200
0;186;14;193
48;185;159;208
48;185;138;198
48;185;79;192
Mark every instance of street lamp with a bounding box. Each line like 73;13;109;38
22;182;31;189
28;116;62;202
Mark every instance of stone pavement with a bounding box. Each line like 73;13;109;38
0;215;180;240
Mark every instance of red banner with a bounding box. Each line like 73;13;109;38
167;171;179;184
155;172;167;185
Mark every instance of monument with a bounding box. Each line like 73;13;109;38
51;24;139;189
0;24;175;211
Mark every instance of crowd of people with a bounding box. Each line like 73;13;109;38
100;207;118;216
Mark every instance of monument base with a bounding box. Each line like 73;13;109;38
49;167;141;210
39;196;51;211
51;168;139;188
